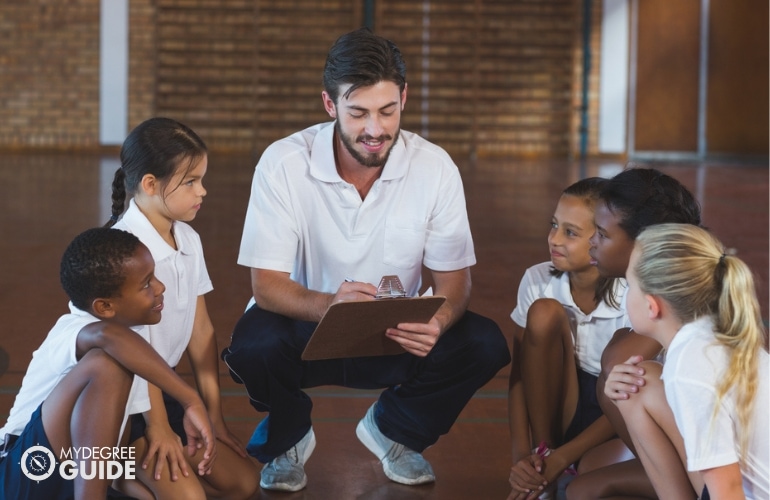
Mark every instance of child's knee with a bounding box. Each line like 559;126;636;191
524;298;568;342
80;349;132;391
615;360;663;416
214;474;260;500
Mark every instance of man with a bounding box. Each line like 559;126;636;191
222;27;510;492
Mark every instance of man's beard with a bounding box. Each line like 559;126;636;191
336;121;400;168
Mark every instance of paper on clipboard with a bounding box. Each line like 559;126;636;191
301;295;446;361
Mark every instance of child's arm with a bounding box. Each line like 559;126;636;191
701;463;745;500
75;321;216;475
186;296;247;456
542;415;615;481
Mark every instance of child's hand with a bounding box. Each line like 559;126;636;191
182;401;217;475
211;415;248;458
605;355;647;402
508;454;548;499
143;423;189;481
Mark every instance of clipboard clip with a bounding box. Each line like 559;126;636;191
375;275;407;299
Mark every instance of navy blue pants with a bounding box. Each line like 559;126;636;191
222;304;510;463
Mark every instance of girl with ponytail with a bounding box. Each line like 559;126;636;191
608;224;768;499
105;117;258;499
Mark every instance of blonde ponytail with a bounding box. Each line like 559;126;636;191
634;224;767;458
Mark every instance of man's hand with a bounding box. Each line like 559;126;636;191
385;317;441;357
332;280;378;304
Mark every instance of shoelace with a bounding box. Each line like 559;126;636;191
383;441;406;462
268;444;300;470
533;441;578;476
285;444;299;464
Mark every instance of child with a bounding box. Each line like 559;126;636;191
104;117;258;499
611;224;768;499
507;178;626;499
590;167;702;431
0;227;215;500
565;167;703;499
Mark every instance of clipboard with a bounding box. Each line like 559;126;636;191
301;295;446;361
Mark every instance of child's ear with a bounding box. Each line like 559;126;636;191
91;298;117;319
140;173;159;196
646;294;663;320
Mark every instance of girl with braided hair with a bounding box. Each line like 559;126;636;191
105;117;258;499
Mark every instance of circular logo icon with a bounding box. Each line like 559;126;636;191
20;445;56;481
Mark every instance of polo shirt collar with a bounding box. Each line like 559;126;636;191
309;121;408;182
548;271;625;319
120;199;189;262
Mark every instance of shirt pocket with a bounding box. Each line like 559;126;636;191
383;218;428;270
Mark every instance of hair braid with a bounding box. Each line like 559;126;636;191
104;168;127;228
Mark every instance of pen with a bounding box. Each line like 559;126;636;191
344;278;356;283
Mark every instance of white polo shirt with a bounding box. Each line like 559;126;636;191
663;317;769;499
510;262;629;376
238;122;475;296
0;304;150;439
113;199;213;367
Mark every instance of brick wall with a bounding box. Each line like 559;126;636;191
0;0;602;156
0;0;101;148
128;0;157;134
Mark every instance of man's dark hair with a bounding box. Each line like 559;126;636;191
602;167;702;239
60;228;143;311
323;27;407;103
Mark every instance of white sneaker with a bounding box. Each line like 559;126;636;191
356;403;435;485
259;427;316;491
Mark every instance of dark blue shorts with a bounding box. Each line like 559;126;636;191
563;368;603;444
128;391;187;446
0;404;74;500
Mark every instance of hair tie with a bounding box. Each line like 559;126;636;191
718;247;737;265
110;214;119;222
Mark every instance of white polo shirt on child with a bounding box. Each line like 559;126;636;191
510;262;629;376
0;304;150;439
114;199;213;367
238;122;475;296
663;316;769;499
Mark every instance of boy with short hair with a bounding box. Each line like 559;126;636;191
0;227;215;499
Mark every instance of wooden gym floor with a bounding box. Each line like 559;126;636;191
0;152;767;499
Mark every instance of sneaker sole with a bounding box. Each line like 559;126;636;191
260;475;308;492
356;420;434;486
259;429;317;492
